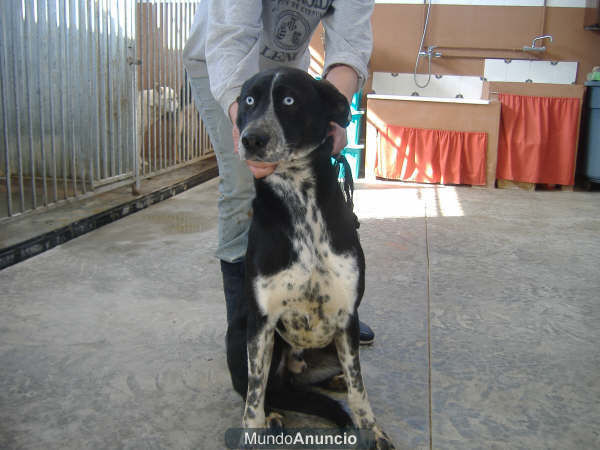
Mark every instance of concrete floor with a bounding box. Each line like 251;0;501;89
1;177;599;449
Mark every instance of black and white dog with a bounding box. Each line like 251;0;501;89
226;67;393;449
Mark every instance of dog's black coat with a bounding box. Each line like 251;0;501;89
225;68;393;448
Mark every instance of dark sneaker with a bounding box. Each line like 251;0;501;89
359;320;375;345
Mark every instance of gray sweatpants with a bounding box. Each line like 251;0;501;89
188;76;254;263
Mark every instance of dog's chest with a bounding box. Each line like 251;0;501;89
254;173;359;349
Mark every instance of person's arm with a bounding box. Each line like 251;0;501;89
324;65;359;154
321;1;374;154
205;1;277;178
325;64;359;104
205;0;262;116
321;0;374;94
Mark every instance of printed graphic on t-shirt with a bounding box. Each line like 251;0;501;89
274;11;309;50
262;0;334;63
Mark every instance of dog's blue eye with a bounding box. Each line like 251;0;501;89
283;96;295;106
245;96;255;106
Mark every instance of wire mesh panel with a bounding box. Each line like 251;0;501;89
0;0;212;220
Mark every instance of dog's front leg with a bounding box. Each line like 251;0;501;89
243;319;275;429
335;326;394;449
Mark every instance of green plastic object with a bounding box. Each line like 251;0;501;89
587;67;600;82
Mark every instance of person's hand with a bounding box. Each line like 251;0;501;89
229;102;241;153
229;101;278;179
246;160;278;178
328;121;348;155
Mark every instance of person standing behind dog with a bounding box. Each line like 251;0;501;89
183;0;376;344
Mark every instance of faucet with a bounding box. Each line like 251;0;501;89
523;35;553;52
418;45;443;58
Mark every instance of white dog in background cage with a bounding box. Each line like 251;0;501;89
136;85;179;173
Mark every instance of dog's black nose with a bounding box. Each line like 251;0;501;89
241;132;270;152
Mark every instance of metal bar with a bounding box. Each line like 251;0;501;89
87;0;97;188
115;0;123;177
23;0;37;209
112;0;119;177
0;3;13;217
121;0;127;175
142;0;148;176
132;0;140;191
47;0;58;203
84;0;91;191
101;0;109;179
172;1;179;165
67;0;78;196
160;2;166;168
169;2;175;166
58;0;69;199
190;2;198;161
162;3;167;171
156;1;161;171
184;1;189;163
191;2;197;160
179;2;185;163
95;0;103;181
164;2;169;166
121;0;128;176
177;1;183;164
107;0;115;179
145;0;152;175
123;0;129;174
122;0;127;174
123;0;130;175
147;0;158;172
157;1;163;171
166;2;171;166
158;0;164;171
11;0;26;212
164;3;170;169
186;1;193;161
36;0;48;205
77;0;88;194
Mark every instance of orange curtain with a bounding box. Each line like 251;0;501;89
374;126;487;185
497;93;580;185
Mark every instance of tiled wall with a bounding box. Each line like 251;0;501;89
371;73;484;98
483;60;578;84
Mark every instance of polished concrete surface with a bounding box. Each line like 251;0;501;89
1;178;599;449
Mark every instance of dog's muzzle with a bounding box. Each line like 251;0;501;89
240;129;271;159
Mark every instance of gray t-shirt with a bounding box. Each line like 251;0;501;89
183;0;374;115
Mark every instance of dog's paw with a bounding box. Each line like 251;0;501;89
287;358;307;374
369;426;395;450
266;411;285;430
286;349;307;374
322;373;347;392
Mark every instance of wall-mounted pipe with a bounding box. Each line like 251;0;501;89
523;35;553;52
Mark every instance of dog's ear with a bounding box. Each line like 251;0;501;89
314;79;350;128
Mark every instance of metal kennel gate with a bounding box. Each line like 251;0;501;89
0;0;212;220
